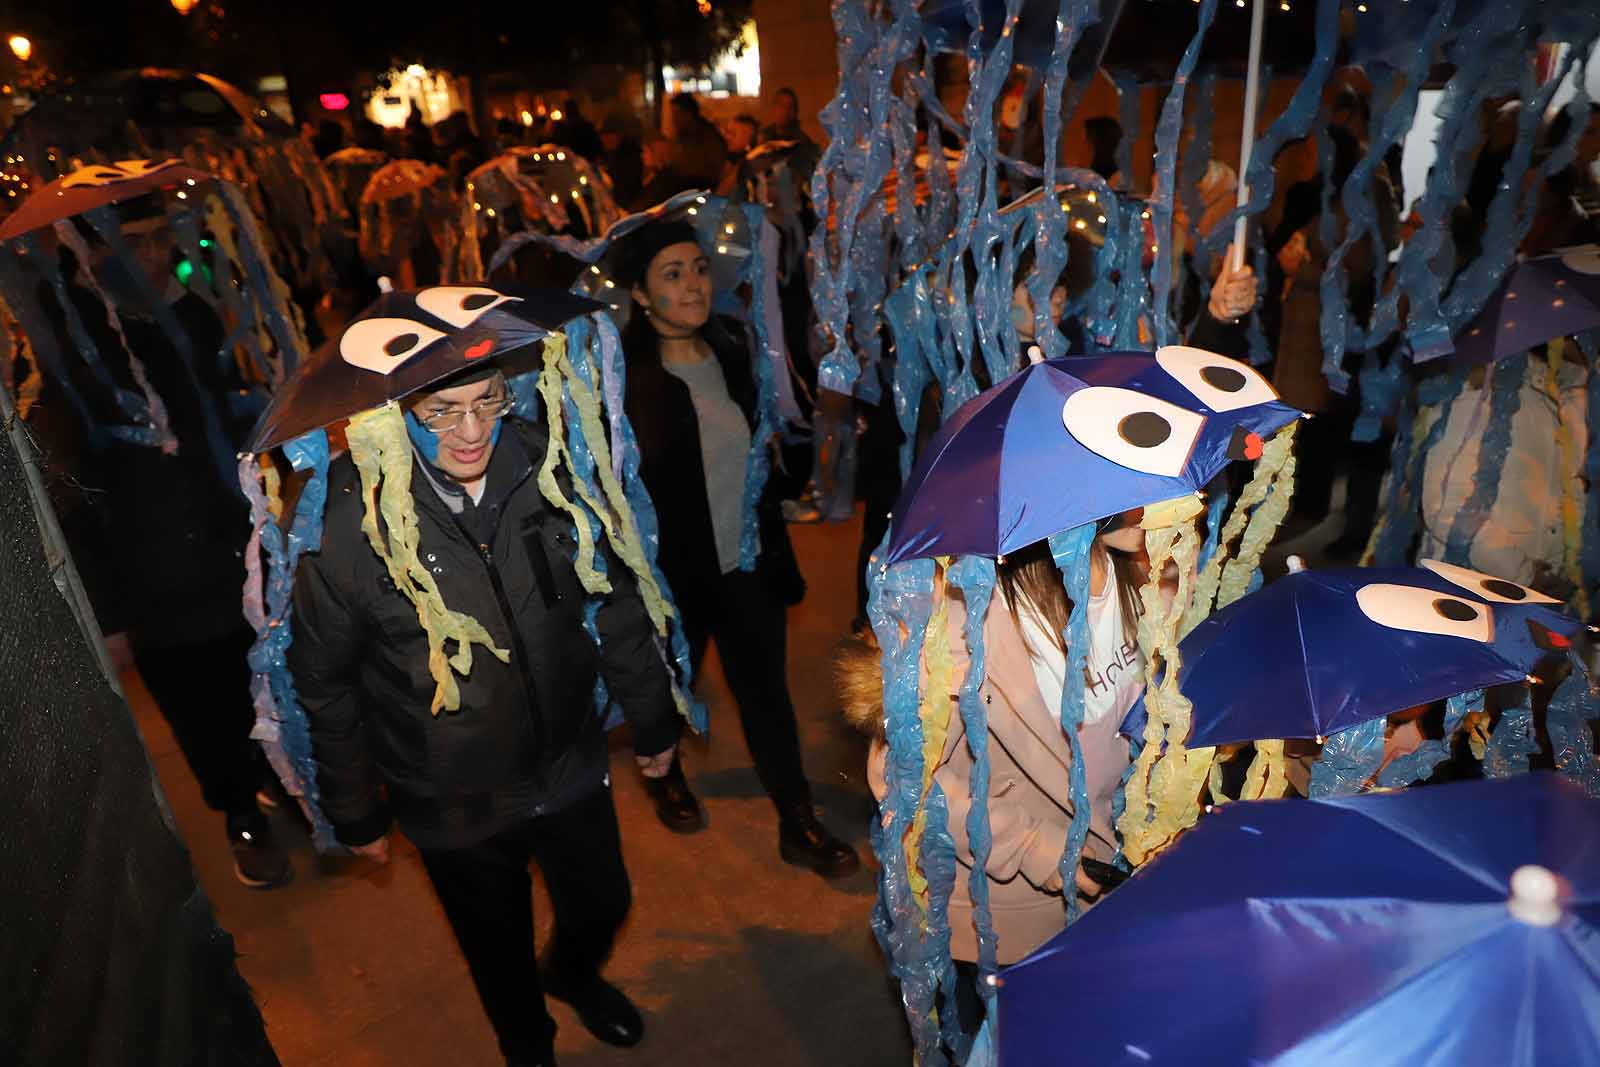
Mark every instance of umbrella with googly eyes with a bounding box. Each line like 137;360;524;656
1126;566;1542;753
246;282;602;452
882;344;1302;565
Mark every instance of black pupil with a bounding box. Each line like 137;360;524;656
1118;412;1172;449
1200;366;1247;393
461;293;496;311
1482;578;1526;601
1433;598;1479;623
384;333;419;357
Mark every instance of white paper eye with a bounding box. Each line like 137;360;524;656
1418;560;1561;606
1355;583;1494;642
1062;386;1206;477
339;317;446;375
415;286;521;328
1155;345;1279;413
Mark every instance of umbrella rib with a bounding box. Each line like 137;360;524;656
1293;591;1319;736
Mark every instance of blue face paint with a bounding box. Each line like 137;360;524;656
404;409;441;463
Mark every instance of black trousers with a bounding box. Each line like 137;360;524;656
133;626;265;815
682;568;811;813
418;784;632;1064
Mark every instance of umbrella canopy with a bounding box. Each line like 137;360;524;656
883;346;1300;565
0;158;214;243
247;283;600;452
1452;246;1600;366
998;773;1600;1066
361;159;448;206
1156;565;1552;750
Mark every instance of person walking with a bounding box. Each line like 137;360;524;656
619;220;860;879
290;349;680;1067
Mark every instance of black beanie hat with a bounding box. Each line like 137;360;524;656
617;219;702;286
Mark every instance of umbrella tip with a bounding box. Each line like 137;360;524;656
1286;554;1307;574
1507;865;1563;927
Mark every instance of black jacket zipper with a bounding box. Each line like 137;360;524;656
472;536;549;788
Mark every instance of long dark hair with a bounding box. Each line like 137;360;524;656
996;538;1144;657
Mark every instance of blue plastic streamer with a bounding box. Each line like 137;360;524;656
1024;0;1100;364
737;201;780;572
1148;0;1217;349
1547;653;1599;799
19;232;160;436
1046;523;1095;922
1177;71;1216;330
1113;70;1139;193
1374;688;1479;789
1372;370;1465;567
1483;688;1539;779
1440;352;1526;566
1369;2;1523;359
1196;486;1230;576
1307;716;1387;798
947;554;1000;992
84;206;241;494
0;247;105;442
217;181;310;378
1112;199;1148;350
1352;344;1405;443
865;551;942;1065
1440;37;1593;338
244;430;339;851
920;778;966;1060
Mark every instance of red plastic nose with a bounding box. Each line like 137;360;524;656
1243;432;1264;461
1548;631;1572;649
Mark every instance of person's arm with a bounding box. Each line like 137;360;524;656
593;553;681;771
287;549;390;850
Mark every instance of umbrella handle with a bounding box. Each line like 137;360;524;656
1232;0;1266;273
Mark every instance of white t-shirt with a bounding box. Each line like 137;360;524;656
1014;560;1143;729
1012;555;1141;857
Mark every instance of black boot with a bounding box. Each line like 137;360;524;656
542;973;644;1048
226;810;293;889
778;802;861;879
643;756;705;834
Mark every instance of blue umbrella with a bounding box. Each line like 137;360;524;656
883;347;1300;565
1128;565;1546;750
997;773;1600;1066
1452;245;1600;367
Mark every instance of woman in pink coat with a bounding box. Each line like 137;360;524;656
839;511;1149;1033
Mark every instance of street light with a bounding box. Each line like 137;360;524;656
171;0;200;14
7;35;30;62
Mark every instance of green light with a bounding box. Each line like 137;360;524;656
175;259;194;285
199;238;213;248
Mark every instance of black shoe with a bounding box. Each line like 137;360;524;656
226;811;293;889
779;803;861;879
643;757;705;834
543;975;644;1048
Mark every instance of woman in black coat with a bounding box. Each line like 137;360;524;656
618;220;859;879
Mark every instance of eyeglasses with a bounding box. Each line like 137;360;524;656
416;394;513;434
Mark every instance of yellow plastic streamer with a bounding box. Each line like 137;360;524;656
905;565;953;913
1183;425;1293;636
532;333;611;596
0;298;41;420
260;454;283;523
1464;710;1491;761
1118;514;1212;865
1216;422;1298;612
1547;341;1586;619
346;403;509;715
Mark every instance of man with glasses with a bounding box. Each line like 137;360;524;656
290;362;680;1067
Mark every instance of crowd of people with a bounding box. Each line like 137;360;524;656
19;65;1600;1067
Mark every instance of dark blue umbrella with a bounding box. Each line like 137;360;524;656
1127;565;1539;749
997;773;1600;1066
883;347;1300;565
1452;246;1600;367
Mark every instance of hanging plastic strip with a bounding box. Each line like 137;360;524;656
1307;716;1386;798
1046;523;1096;921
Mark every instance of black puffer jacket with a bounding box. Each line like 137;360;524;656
289;418;679;851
